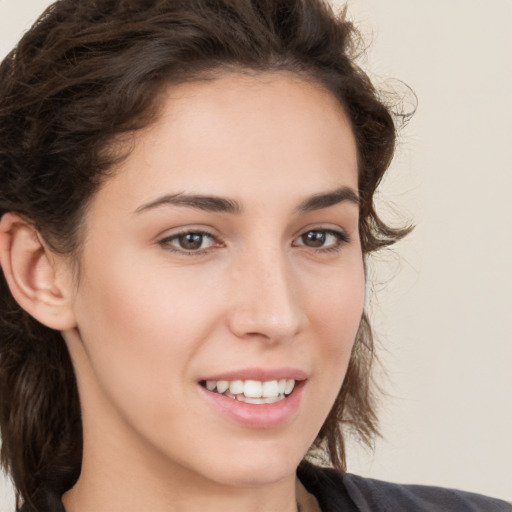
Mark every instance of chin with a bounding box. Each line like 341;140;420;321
196;439;307;488
209;462;298;488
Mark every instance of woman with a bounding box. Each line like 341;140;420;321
0;1;509;511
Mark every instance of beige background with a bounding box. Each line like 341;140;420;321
1;0;511;509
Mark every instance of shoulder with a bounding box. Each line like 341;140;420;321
343;473;511;512
298;462;512;512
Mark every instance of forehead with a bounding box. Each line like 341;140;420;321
92;72;358;214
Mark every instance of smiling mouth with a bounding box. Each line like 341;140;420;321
199;378;296;404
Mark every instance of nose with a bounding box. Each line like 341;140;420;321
226;249;305;343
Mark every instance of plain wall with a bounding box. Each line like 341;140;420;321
1;0;511;509
338;0;512;501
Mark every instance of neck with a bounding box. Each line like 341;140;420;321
62;420;300;512
63;465;299;512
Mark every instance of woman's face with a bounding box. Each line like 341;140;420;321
63;73;364;488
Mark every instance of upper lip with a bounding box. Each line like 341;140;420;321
199;367;308;382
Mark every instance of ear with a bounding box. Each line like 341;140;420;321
0;212;77;330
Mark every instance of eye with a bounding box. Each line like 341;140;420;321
293;229;349;251
158;230;218;254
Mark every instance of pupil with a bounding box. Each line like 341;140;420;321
303;231;325;247
180;233;203;250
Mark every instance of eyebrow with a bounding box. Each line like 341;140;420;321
135;193;242;214
297;186;359;212
134;186;359;215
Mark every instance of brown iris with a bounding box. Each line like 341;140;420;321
301;231;326;248
177;233;204;250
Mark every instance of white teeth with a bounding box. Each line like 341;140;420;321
262;380;280;398
284;379;295;395
216;380;229;394
236;395;283;404
238;396;263;404
229;380;244;395
243;380;262;398
204;378;298;401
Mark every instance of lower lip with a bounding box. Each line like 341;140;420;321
199;381;305;429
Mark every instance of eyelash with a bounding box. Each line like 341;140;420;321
158;228;351;256
292;229;350;253
158;230;219;256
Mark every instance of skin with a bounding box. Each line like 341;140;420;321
41;73;363;511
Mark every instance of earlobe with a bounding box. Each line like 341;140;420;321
0;212;77;330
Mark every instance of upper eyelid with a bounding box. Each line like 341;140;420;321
157;226;219;241
292;224;350;240
293;229;350;246
161;231;216;241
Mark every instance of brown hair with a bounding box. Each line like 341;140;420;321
0;0;411;509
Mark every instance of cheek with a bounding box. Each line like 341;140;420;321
306;257;365;391
293;260;365;445
71;259;189;404
71;252;230;401
310;260;365;344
